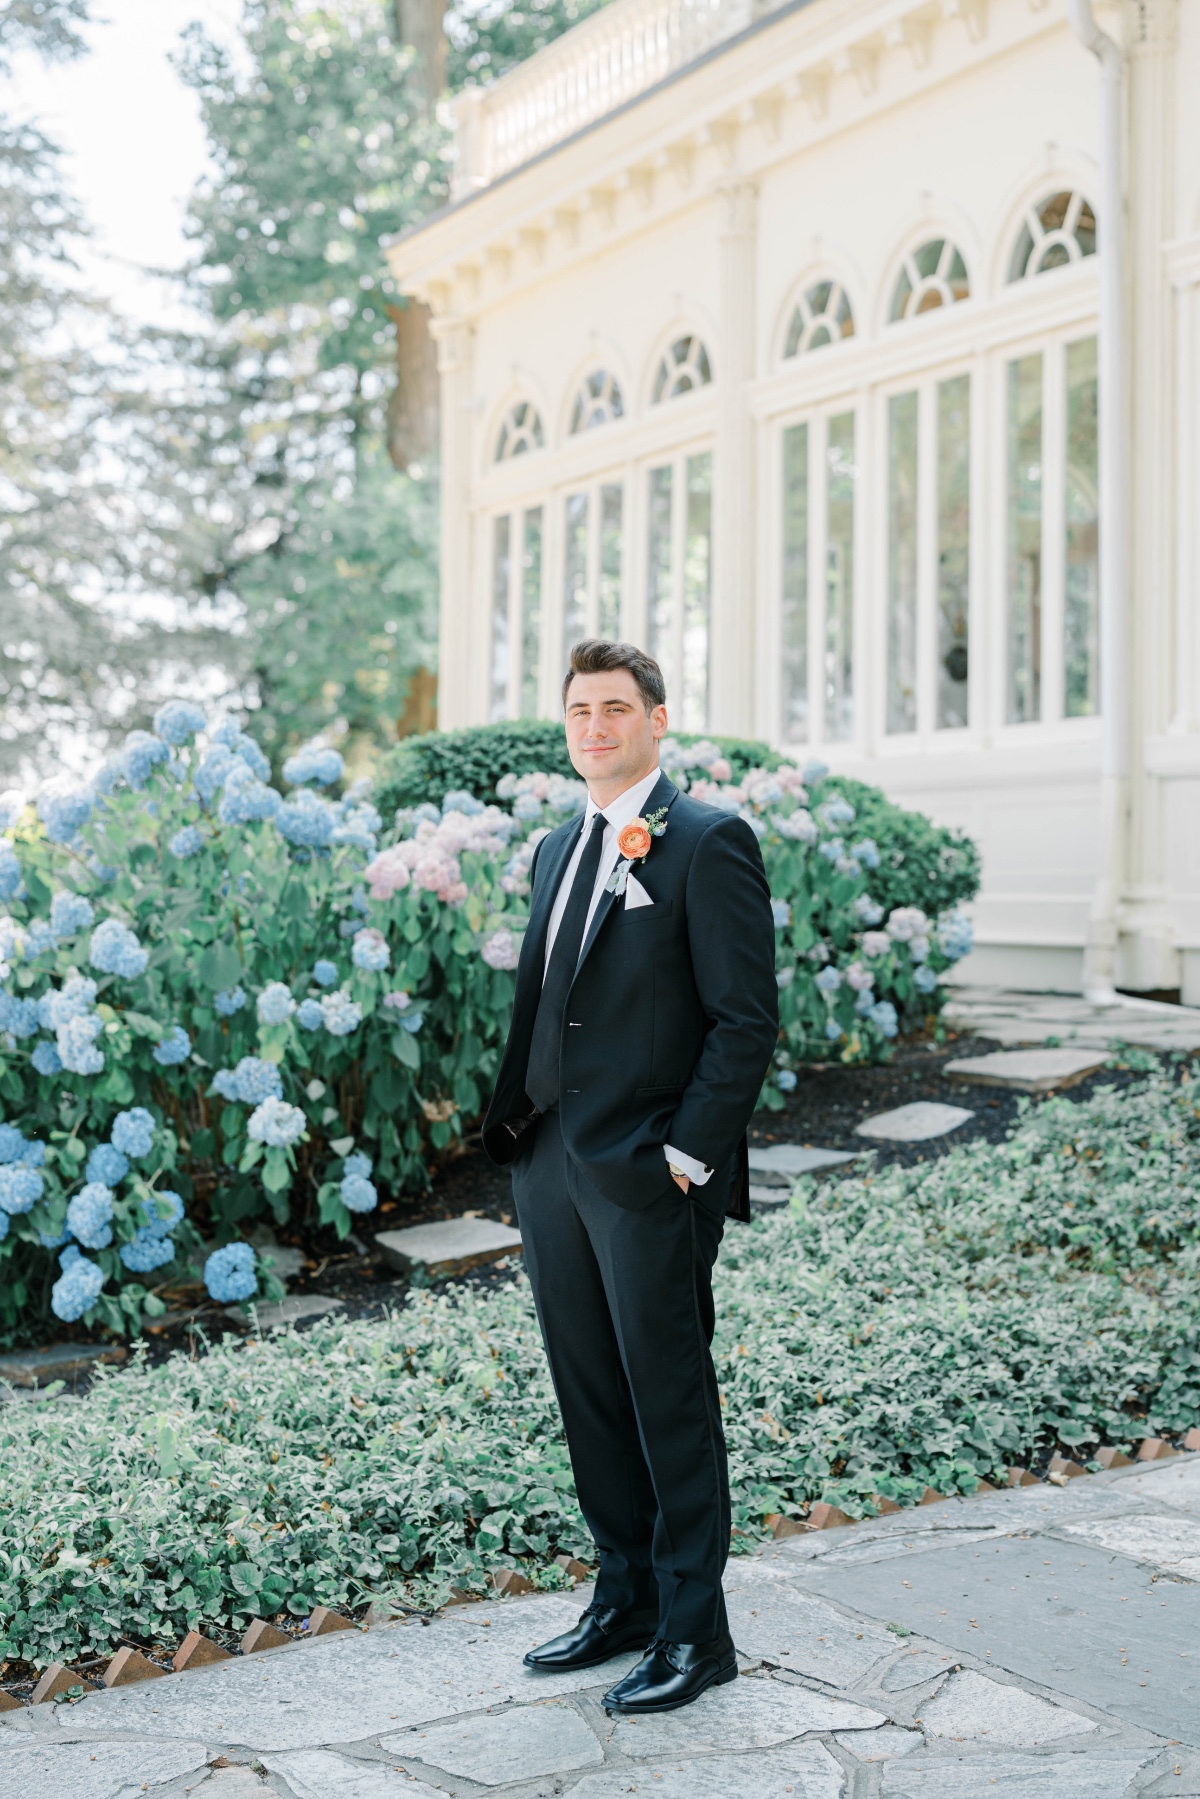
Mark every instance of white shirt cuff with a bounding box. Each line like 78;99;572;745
664;1144;712;1186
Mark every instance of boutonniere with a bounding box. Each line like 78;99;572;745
606;808;668;895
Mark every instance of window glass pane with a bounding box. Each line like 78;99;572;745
781;422;809;742
825;412;856;741
1065;336;1099;717
682;452;712;731
563;492;588;661
490;514;510;721
598;484;623;640
887;391;919;735
937;373;970;728
520;507;542;719
646;464;674;691
1006;354;1043;723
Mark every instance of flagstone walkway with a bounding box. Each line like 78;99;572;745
7;1457;1200;1799
943;985;1200;1054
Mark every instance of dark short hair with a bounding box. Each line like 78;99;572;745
562;640;666;713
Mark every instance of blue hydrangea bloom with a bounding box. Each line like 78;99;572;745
296;998;324;1031
739;810;767;841
37;976;99;1033
212;1057;282;1106
512;793;542;822
330;801;381;852
853;894;884;926
140;1188;185;1237
256;982;295;1026
815;965;842;994
169;826;204;859
37;781;94;844
411;802;441;826
204;1241;257;1303
939;914;974;962
207;714;241;748
914;964;939;994
0;1125;23;1165
819;797;856;827
247;1096;306;1148
218;768;281;826
0;993;39;1038
38;1221;67;1248
232;734;271;780
51;1248;105;1321
214;986;246;1017
0;1163;43;1214
120;1229;176;1273
282;744;344;787
868;1000;899;1039
320;991;362;1037
24;920;59;958
342;1152;372;1179
441;789;484;816
852;838;881;870
351;885;369;914
312;960;338;987
153;700;207;745
86;1143;129;1186
0;843;21;901
49;892;94;936
855;985;876;1016
89;918;149;978
275;789;336;848
818;839;842;863
194;745;235;805
770;899;791;930
0;1210;8;1242
776;1069;798;1093
153;1025;191;1066
31;1039;62;1076
396;1010;424;1034
824;1018;844;1041
802;759;830;784
111;1107;155;1159
351;929;389;972
57;1012;104;1075
67;1181;114;1248
120;730;170;790
340;1173;378;1213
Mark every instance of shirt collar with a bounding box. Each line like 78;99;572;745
583;766;664;834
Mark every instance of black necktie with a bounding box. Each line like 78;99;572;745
525;811;608;1112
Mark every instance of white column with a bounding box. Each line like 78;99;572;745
711;178;758;737
1122;0;1180;991
430;313;476;729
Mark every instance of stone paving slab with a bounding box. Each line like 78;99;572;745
944;1047;1109;1092
854;1102;974;1142
943;984;1200;1052
374;1218;523;1277
789;1530;1200;1744
1112;1458;1200;1512
572;1742;846;1798
263;1751;413;1797
0;1732;209;1799
723;1559;897;1686
1061;1513;1200;1580
916;1667;1099;1745
0;1342;127;1387
746;1145;860;1178
227;1295;344;1330
606;1673;884;1756
879;1753;1155;1797
384;1699;604;1784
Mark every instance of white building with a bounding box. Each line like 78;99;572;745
385;0;1200;1000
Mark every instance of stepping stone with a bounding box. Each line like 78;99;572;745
836;1724;923;1760
0;1342;127;1387
918;1668;1097;1746
747;1145;859;1178
609;1675;884;1755
227;1295;344;1329
573;1743;845;1799
855;1102;974;1142
943;1048;1107;1093
0;1737;210;1799
749;1184;791;1206
384;1700;603;1785
880;1754;1153;1797
375;1217;523;1278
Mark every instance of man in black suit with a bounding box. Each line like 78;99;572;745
482;639;779;1714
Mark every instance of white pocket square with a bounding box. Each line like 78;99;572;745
624;873;654;910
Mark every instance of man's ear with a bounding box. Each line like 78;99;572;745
650;703;668;742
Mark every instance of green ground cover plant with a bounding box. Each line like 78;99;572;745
3;1064;1197;1668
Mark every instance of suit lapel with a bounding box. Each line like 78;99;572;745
515;814;584;996
574;772;680;973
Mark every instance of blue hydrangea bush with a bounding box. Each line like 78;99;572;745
0;716;971;1341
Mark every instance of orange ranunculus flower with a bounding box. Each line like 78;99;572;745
617;819;653;861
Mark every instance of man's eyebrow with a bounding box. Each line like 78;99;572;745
567;696;634;711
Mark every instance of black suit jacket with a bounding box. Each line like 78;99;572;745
482;772;779;1221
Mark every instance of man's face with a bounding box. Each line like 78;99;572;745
563;669;667;796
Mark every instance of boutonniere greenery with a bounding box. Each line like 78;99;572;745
606;807;668;896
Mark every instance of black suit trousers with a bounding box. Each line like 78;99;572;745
512;1107;730;1643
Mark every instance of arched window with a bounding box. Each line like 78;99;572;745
1008;191;1097;282
784;280;855;357
494;400;544;462
570;369;624;433
651;335;712;403
889;239;970;322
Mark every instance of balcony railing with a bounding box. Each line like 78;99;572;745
452;0;765;196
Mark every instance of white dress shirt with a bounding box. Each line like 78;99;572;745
543;766;711;1187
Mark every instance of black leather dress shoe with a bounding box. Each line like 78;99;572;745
523;1603;659;1671
601;1632;738;1712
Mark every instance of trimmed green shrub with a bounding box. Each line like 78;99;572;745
374;719;780;817
2;1063;1197;1667
822;775;980;917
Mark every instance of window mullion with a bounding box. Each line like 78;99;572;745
1041;339;1067;725
671;454;687;715
809;413;828;746
508;511;522;720
586;485;601;638
916;381;938;739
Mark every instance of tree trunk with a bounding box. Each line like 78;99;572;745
388;0;446;471
394;0;446;116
